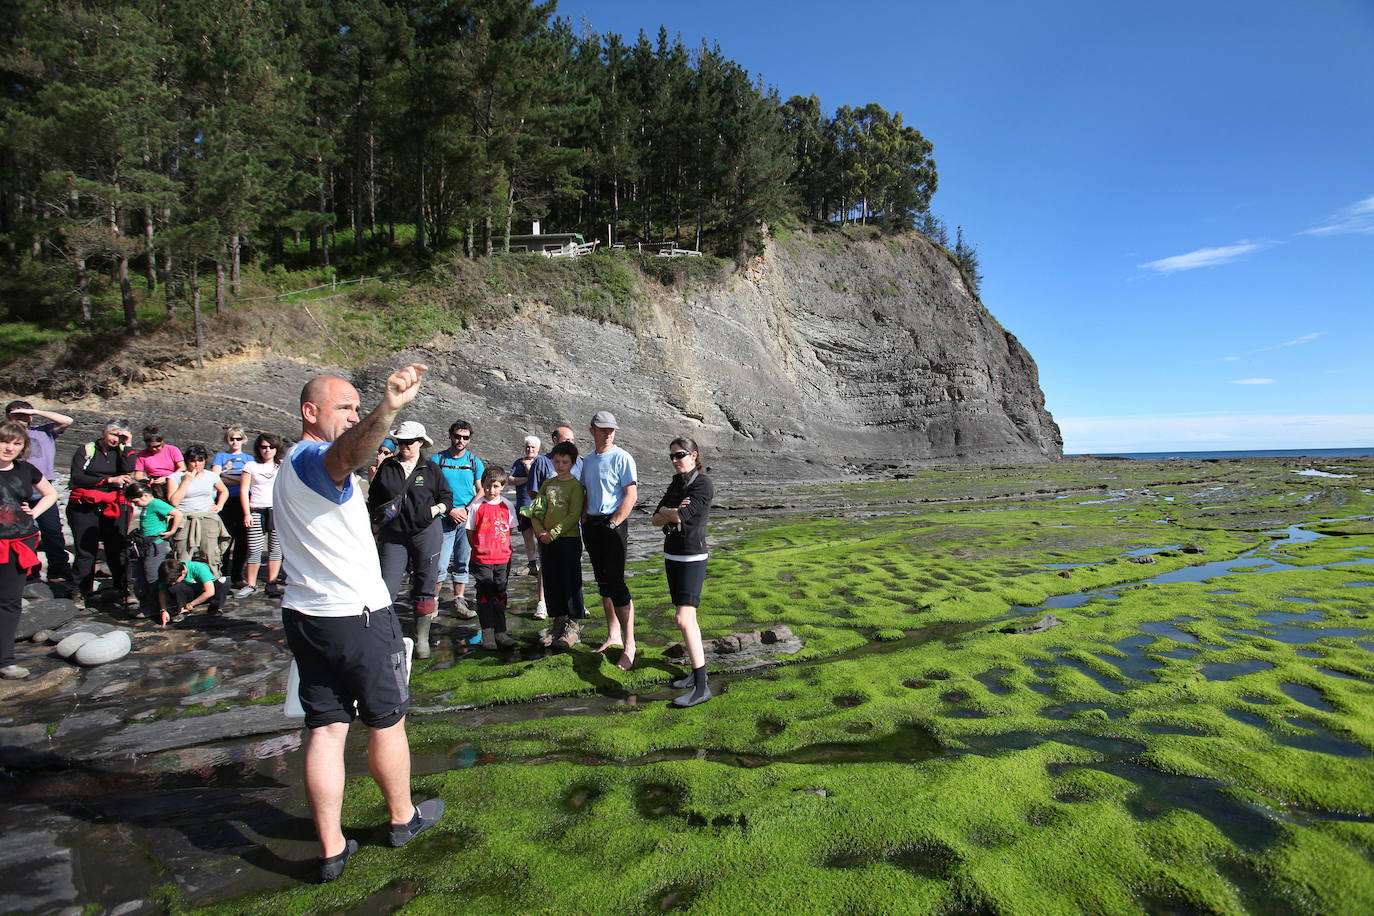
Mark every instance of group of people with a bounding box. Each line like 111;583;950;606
360;409;715;709
276;366;716;881
2;372;718;883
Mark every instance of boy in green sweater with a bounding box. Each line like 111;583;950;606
522;441;586;649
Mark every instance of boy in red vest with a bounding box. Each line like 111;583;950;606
466;467;518;649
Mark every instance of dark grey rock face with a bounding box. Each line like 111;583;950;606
52;230;1060;476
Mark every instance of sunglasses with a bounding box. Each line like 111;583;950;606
451;433;471;440
397;438;422;447
669;450;691;461
258;443;277;450
228;436;245;442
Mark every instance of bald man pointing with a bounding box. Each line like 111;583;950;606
276;364;444;882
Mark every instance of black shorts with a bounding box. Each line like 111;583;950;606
282;606;409;730
665;558;707;607
517;514;532;532
583;516;631;605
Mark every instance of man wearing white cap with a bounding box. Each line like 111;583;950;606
579;410;638;666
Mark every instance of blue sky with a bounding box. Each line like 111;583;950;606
555;0;1374;453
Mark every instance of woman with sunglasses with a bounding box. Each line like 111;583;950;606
236;433;284;599
213;427;251;587
368;422;451;657
168;444;229;573
649;437;715;707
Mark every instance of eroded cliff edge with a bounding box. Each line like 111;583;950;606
389;229;1061;469
19;228;1062;473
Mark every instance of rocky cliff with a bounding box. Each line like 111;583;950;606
27;228;1061;476
390;228;1061;471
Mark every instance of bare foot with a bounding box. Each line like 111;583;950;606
592;637;622;654
616;645;636;671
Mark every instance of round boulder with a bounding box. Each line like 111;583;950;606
54;631;100;659
73;630;133;666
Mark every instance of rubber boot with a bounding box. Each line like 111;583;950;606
672;666;712;707
415;613;432;659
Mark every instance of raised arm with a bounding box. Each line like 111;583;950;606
322;364;427;485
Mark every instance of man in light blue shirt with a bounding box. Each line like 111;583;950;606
578;410;638;668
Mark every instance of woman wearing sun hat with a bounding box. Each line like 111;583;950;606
367;420;452;657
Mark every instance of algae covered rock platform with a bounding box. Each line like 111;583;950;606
6;457;1374;915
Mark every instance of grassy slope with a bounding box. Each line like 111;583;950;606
183;458;1374;916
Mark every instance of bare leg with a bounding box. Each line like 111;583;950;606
368;717;416;825
615;599;636;670
676;605;705;669
267;558;282;584
242;562;259;588
592;596;622;653
303;722;350;858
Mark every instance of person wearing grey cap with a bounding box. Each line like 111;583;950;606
579;410;638;664
367;421;451;658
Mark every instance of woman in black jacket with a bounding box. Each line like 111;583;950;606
67;421;139;607
649;436;715;707
368;421;451;657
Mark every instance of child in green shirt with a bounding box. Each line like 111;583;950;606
125;481;182;619
522;441;586;648
157;556;228;625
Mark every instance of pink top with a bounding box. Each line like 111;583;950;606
135;444;185;478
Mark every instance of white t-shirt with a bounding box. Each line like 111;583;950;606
276;441;391;617
243;460;279;508
169;470;220;513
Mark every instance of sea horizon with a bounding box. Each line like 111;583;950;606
1070;446;1374;461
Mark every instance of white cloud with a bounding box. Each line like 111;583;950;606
1223;331;1320;362
1139;242;1262;274
1303;194;1374;236
1230;378;1276;385
1058;413;1374;455
1266;332;1320;350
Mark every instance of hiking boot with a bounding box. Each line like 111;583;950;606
389;798;445;847
494;632;517;648
555;619;582;650
539;617;567;648
526;561;538;577
532;600;548;620
452;596;477;619
480;630;497;650
0;665;30;679
319;838;358;883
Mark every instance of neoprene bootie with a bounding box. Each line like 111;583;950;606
672;666;712;707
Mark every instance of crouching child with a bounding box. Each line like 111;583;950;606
158;556;229;626
466;468;517;649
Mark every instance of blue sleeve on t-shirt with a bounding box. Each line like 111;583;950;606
616;450;638;489
289;441;352;504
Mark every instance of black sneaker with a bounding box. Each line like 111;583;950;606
319;837;358;883
389;798;445;847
